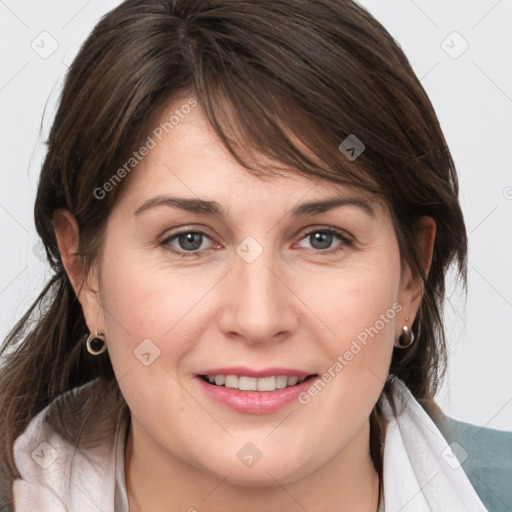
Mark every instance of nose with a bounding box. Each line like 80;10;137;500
217;248;299;346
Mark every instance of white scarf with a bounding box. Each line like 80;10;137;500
380;378;488;511
12;378;488;511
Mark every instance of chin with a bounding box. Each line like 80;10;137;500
213;463;304;488
194;445;319;487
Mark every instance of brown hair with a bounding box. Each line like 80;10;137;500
0;0;467;507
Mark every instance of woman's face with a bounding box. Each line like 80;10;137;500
75;97;426;485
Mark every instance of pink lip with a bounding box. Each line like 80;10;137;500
195;371;318;415
196;367;312;378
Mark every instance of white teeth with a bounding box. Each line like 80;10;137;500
204;374;308;391
276;375;288;389
257;376;276;391
225;375;238;388
238;376;258;391
287;376;298;386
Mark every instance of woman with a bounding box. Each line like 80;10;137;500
0;0;510;510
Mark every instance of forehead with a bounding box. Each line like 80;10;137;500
114;94;386;217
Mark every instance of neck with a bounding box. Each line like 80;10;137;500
125;416;381;512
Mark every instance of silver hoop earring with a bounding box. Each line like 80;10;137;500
86;332;107;355
394;318;415;349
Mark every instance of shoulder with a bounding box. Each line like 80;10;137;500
12;397;81;511
430;404;512;512
11;380;126;511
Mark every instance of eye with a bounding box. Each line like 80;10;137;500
161;230;215;257
160;226;353;258
296;228;353;253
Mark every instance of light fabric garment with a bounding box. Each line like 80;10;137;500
11;378;491;511
380;380;488;511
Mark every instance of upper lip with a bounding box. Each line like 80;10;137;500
196;367;316;378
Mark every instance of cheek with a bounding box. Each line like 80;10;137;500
99;244;211;337
292;266;399;450
302;255;401;346
96;248;228;402
96;255;207;427
295;247;401;400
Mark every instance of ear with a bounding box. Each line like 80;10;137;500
53;208;105;333
397;216;436;328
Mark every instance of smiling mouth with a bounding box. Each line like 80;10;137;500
199;374;318;391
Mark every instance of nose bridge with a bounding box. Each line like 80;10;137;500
220;243;297;344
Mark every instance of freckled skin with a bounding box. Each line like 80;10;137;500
56;96;434;512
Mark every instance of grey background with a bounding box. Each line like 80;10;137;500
0;0;511;430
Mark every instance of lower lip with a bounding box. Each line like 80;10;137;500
196;376;318;414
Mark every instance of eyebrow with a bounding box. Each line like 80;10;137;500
133;195;375;218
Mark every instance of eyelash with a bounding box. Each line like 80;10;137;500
160;227;354;258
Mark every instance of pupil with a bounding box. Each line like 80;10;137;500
311;232;332;250
179;232;202;251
